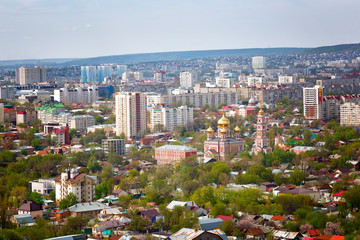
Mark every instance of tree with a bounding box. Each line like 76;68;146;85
49;191;55;201
153;124;166;132
60;216;90;235
219;220;236;235
59;192;77;210
324;222;341;235
289;168;305;185
87;156;101;173
28;192;43;205
299;223;313;234
31;138;41;149
343;186;360;212
118;195;131;208
69;129;77;140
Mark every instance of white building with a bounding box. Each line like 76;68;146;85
146;91;238;108
340;102;360;126
252;56;267;69
303;85;323;120
154;71;166;82
180;71;198;88
37;103;66;124
54;86;98;105
248;75;267;86
55;168;97;203
0;86;16;99
215;77;235;88
69;115;95;132
278;75;297;84
29;178;55;195
15;66;46;85
150;105;194;132
115;92;147;139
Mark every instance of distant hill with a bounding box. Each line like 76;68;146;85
2;43;360;67
63;48;307;66
0;58;78;66
304;43;360;54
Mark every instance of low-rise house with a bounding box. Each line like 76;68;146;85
112;189;129;197
29;178;55;195
273;230;302;240
186;206;207;217
199;218;224;231
245;227;266;240
166;201;197;210
18;201;43;219
138;208;159;221
93;220;125;235
167;228;227;240
68;202;110;217
11;214;35;227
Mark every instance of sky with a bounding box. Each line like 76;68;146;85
0;0;360;60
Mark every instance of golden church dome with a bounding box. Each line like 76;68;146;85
207;126;214;133
234;126;241;133
220;128;227;134
218;114;230;127
258;108;264;114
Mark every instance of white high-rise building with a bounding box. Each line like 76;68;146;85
340;103;360;126
54;86;98;105
303;85;323;120
150;105;193;132
252;56;267;69
0;103;4;125
180;71;198;88
154;71;166;82
115;92;147;139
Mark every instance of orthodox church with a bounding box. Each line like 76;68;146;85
251;107;272;154
204;115;245;160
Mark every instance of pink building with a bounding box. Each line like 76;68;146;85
155;145;197;165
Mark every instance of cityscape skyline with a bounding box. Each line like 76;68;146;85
1;0;360;60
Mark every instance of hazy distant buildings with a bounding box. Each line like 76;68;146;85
180;71;198;88
81;66;97;83
248;76;267;86
16;66;46;85
81;65;113;83
316;78;360;95
115;92;147;139
279;75;298;84
216;76;235;88
154;71;166;82
117;65;127;78
252;56;267;69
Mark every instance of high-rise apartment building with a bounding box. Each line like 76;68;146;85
180;71;198;88
54;86;98;105
154;71;166;82
115;92;147;139
303;85;323;120
340;103;360;126
117;65;127;78
150;105;193;132
97;65;113;82
16;67;46;85
252;56;267;69
81;66;97;83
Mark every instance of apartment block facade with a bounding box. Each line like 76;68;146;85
150;105;194;132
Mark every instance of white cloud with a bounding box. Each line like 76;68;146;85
71;26;78;31
85;24;91;29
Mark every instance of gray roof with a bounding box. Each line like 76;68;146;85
13;214;34;225
157;145;196;151
199;218;224;231
44;234;86;240
68;202;110;213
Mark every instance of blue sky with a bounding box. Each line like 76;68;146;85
0;0;359;60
